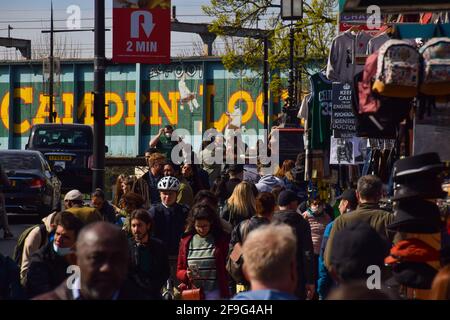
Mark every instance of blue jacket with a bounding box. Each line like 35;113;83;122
233;289;298;300
317;221;336;299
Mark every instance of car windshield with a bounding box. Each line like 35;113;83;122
33;128;91;149
0;153;41;171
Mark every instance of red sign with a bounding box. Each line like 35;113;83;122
113;1;171;64
339;22;381;36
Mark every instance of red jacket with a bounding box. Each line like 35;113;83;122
177;232;230;299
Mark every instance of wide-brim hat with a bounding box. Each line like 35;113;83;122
386;262;437;289
391;175;446;200
393;153;444;182
387;199;442;233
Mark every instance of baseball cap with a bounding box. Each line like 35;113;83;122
278;190;298;206
336;189;358;207
64;189;83;201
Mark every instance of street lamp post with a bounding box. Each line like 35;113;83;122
281;0;303;127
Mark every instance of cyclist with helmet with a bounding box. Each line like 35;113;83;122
149;176;189;282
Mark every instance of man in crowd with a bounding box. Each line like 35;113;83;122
128;209;170;299
324;175;395;270
233;224;298;300
19;212;57;285
149;176;189;279
149;125;178;159
91;188;116;223
318;189;357;299
224;164;244;199
35;222;144;300
163;161;193;208
255;162;285;193
132;152;166;208
272;190;315;300
26;211;84;298
64;189;102;225
328;221;391;292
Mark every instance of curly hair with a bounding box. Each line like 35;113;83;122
185;204;224;238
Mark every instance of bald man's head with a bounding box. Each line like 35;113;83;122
76;222;129;300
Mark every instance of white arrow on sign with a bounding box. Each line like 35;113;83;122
130;11;155;39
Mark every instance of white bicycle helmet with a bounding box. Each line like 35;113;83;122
157;176;180;191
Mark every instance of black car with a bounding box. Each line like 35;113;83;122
25;124;97;193
0;150;62;217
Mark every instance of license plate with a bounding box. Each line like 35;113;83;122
54;161;66;169
48;155;72;161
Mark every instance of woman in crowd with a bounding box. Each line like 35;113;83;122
113;174;136;209
275;159;295;180
220;181;256;228
177;204;230;300
302;195;331;297
117;192;145;234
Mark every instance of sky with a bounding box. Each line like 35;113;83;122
0;0;223;59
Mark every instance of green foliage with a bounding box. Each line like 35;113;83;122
202;0;338;94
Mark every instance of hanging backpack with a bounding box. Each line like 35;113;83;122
226;219;251;284
372;40;420;98
358;51;380;114
419;37;450;96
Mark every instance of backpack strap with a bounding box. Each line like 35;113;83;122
239;219;251;244
38;224;47;248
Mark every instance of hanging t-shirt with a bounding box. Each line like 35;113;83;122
297;93;311;120
326;30;372;84
367;33;390;54
309;73;332;150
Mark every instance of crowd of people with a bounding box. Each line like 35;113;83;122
0;126;449;301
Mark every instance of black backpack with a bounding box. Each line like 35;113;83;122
226;220;251;283
12;224;47;268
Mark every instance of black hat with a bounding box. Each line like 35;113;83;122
393;153;444;182
291;166;305;182
330;222;389;281
278;190;299;206
336;189;358;207
391;176;446;200
387;262;437;290
387;199;442;234
227;164;244;174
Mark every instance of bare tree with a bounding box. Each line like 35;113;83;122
32;34;81;60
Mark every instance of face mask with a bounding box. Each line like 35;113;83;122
165;133;172;139
53;242;73;257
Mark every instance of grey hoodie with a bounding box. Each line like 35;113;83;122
255;175;285;193
326;30;373;84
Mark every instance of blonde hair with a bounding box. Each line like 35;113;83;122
227;181;256;218
275;160;295;179
242;224;297;283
